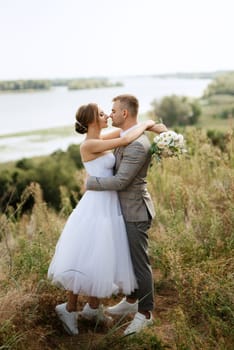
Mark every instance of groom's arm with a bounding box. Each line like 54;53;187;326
86;142;147;191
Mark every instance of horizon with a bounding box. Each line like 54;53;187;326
0;69;233;82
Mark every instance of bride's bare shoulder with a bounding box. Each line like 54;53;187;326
80;138;98;151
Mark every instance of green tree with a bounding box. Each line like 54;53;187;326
151;95;201;127
0;146;84;214
35;151;81;210
204;72;234;97
67;144;83;169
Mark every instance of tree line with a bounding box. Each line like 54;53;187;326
0;80;51;91
0;78;123;92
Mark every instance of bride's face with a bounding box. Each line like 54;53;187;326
98;108;108;129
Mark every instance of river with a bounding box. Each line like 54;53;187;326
0;76;210;162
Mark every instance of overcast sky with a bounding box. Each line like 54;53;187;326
0;0;233;80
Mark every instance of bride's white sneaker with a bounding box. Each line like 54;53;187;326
106;297;138;315
124;312;153;335
55;303;78;335
79;303;112;323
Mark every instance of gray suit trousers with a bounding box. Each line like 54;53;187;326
125;217;154;311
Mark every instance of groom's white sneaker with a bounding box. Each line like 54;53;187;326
124;312;153;335
106;297;138;315
55;303;78;335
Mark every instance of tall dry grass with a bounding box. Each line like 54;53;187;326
148;127;234;349
0;127;233;349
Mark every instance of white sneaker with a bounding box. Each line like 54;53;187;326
106;297;138;315
55;303;78;335
124;312;153;335
78;303;112;323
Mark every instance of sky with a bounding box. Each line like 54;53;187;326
0;0;234;80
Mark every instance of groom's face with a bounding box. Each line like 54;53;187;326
110;100;126;128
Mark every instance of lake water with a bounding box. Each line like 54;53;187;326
0;76;210;162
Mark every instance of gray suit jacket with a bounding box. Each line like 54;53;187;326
86;133;155;222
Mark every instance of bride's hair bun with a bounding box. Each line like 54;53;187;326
75;120;88;134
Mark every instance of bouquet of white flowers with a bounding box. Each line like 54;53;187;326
151;130;186;161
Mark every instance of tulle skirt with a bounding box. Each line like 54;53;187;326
48;190;137;297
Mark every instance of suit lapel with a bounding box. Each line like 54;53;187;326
114;147;124;173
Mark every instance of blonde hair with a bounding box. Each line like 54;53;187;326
112;94;139;117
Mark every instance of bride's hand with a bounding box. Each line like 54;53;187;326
144;120;156;129
148;123;168;134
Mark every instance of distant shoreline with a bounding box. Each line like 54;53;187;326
1;70;232;85
0;125;74;139
0;77;123;93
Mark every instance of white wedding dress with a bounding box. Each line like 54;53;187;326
48;152;137;297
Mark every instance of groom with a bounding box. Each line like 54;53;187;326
86;94;167;334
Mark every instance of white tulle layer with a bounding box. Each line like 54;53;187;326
48;190;137;297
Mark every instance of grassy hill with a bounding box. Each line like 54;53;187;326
0;127;233;349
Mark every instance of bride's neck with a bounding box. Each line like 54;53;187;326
86;126;101;139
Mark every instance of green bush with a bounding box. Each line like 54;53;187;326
66;144;83;169
204;72;234;97
0;144;83;214
206;129;230;152
36;151;81;210
151;95;201;127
